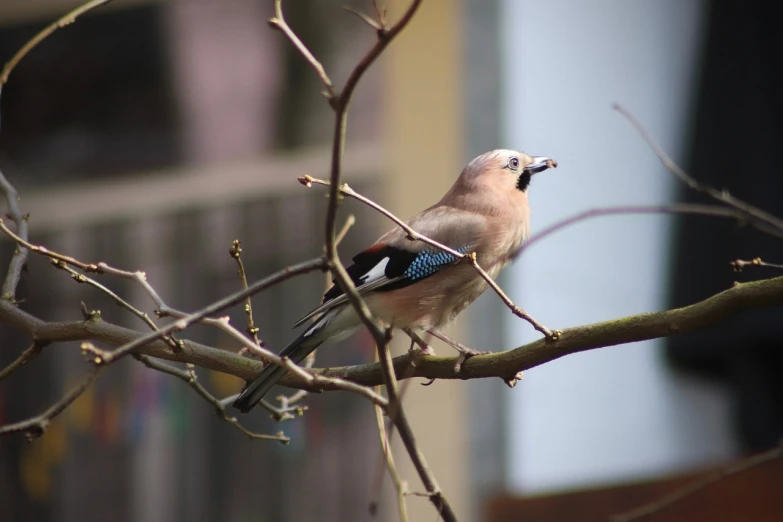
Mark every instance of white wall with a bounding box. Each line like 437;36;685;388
500;0;738;494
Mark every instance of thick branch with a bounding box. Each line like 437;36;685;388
3;274;781;390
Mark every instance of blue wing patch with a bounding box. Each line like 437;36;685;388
295;243;473;328
403;246;471;282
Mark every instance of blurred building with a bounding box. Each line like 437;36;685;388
1;1;782;522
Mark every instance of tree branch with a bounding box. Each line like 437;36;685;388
612;442;783;522
511;203;750;261
268;0;336;99
3;275;782;390
614;104;783;238
0;170;30;302
0;0;115;127
376;333;458;521
134;354;289;443
731;257;783;272
0;365;104;439
229;240;264;353
0;342;42;381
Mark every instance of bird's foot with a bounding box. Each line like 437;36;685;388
404;329;436;367
425;328;490;373
453;347;491;373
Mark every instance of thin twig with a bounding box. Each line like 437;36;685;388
56;253;390;408
318;0;426;354
0;170;29;302
614;104;783;238
731;257;783;272
97;258;325;363
134;354;289;443
0;214;371;403
48;258;287;438
230;240;264;354
268;0;336;99
0;0;115;125
51;258;175;344
371;384;410;522
0;343;43;381
344;6;384;33
370;349;420;519
612;442;783;522
512;204;747;261
0;366;104;439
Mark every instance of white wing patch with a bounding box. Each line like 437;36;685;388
292;257;403;329
359;257;389;285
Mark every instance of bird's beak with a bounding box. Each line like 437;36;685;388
524;156;557;174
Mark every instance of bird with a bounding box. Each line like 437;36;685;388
233;149;556;412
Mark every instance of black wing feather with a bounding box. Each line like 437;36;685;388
323;245;418;302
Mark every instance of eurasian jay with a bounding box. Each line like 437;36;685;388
234;149;555;412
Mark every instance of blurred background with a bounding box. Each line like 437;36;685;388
1;0;781;521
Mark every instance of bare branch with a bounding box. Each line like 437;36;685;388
614;104;783;238
0;366;104;439
319;0;425;364
612;442;783;522
46;255;287;440
134;354;289;443
290;3;456;516
96;257;326;363
344;6;384;33
512;203;748;261
371;387;410;522
315;274;783;387
376;333;458;522
1;210;387;406
268;0;336;98
229;240;264;353
51;259;173;344
3;275;783;391
0;170;29;302
731;257;783;272
0;0;115;124
0;342;42;381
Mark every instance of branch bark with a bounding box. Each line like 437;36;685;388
3;275;781;389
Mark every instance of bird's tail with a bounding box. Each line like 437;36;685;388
233;330;323;413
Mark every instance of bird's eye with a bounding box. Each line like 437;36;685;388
508;157;520;170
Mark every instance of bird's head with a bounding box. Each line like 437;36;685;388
462;149;557;194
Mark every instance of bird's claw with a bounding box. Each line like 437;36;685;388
408;343;435;367
453;348;491;373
